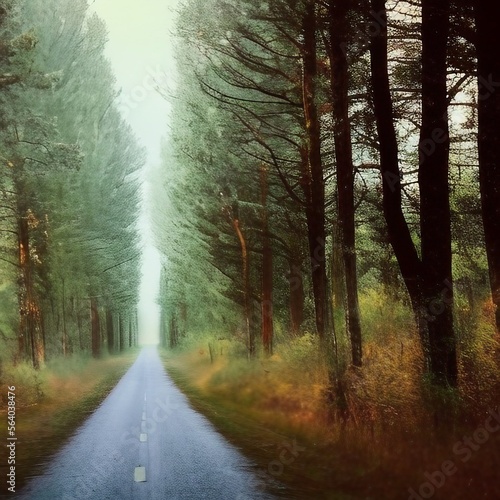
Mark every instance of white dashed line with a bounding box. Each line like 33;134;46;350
142;412;146;421
140;433;148;442
134;466;146;482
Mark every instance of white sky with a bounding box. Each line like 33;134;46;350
90;0;180;344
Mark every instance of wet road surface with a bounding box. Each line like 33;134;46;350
18;347;273;500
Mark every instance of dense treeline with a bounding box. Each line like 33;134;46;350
0;0;143;369
154;0;499;410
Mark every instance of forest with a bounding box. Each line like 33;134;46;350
156;0;499;408
0;0;143;372
152;0;500;496
1;0;500;498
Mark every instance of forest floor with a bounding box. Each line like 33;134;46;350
161;345;500;500
0;349;139;492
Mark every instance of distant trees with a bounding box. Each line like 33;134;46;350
0;0;143;367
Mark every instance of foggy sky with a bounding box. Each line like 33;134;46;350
90;0;180;344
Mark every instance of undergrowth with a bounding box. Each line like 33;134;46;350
162;287;500;499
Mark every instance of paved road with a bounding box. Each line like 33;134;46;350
19;347;273;499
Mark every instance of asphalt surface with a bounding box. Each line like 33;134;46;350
18;347;273;500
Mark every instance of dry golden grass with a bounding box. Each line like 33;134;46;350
0;351;138;490
163;297;500;499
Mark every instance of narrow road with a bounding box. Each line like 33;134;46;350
19;347;273;499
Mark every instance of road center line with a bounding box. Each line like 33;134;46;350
134;466;146;483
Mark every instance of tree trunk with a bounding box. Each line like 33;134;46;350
133;314;137;347
128;316;133;349
119;313;125;352
61;278;67;356
301;0;329;339
170;314;178;349
331;222;345;316
419;0;457;386
261;165;273;355
106;309;115;354
90;297;101;358
288;258;304;336
135;310;139;346
475;1;500;332
232;218;254;356
370;0;457;386
77;303;84;351
76;302;85;352
328;0;362;367
17;211;44;368
370;0;423;305
179;300;187;339
160;307;167;348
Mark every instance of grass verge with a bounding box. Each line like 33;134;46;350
160;342;500;500
0;349;139;492
160;348;404;500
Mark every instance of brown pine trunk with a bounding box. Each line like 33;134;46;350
232;218;254;356
301;0;329;339
12;163;44;368
475;1;500;332
328;0;363;367
260;166;273;355
370;0;427;352
17;210;44;368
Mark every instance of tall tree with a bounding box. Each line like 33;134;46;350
328;0;363;366
474;1;500;333
370;0;458;386
300;0;329;339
